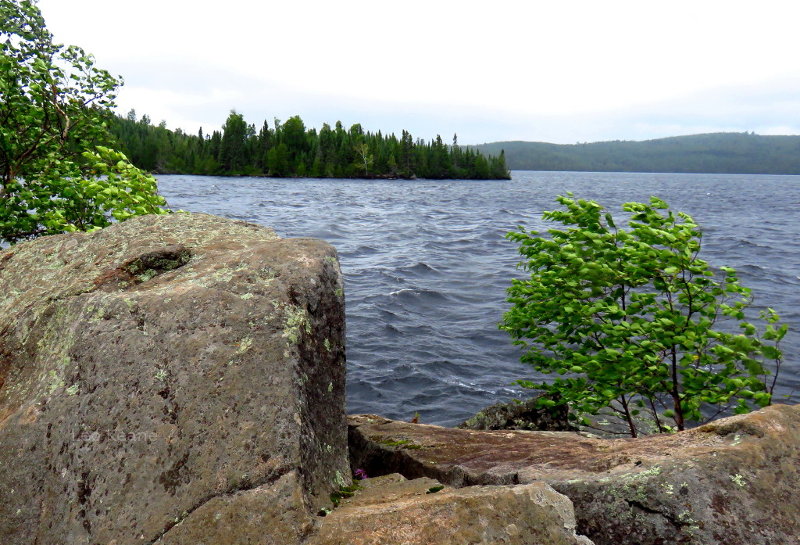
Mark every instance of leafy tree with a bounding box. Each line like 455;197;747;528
219;110;248;173
266;143;290;176
353;141;373;176
0;0;166;245
501;195;786;437
281;115;307;160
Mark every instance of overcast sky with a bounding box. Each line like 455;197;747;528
37;0;800;144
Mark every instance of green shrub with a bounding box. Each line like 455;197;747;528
0;0;166;245
501;194;787;437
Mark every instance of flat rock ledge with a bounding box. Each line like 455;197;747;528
349;404;800;545
310;473;592;545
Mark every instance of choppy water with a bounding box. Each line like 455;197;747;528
158;171;800;426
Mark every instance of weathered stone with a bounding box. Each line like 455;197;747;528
460;395;663;438
349;404;800;545
0;213;349;544
459;394;577;432
309;473;593;545
153;471;313;545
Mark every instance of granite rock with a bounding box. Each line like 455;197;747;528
349;404;800;545
309;473;593;545
0;213;348;544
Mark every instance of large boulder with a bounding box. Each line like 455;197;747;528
0;213;349;544
349;404;800;545
309;473;593;545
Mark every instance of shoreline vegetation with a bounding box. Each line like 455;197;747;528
111;111;511;180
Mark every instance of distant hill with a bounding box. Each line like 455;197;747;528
474;133;800;174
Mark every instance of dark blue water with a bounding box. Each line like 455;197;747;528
158;171;800;426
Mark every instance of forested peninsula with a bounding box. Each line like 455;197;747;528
476;132;800;174
111;111;510;180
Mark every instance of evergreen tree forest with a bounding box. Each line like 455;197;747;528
110;111;510;180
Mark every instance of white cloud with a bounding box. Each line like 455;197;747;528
36;0;800;143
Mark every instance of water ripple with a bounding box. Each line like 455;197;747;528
158;172;800;426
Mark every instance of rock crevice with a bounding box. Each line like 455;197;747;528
148;464;294;545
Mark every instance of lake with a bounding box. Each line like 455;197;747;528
158;171;800;426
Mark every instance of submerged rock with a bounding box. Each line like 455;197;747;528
309;473;593;545
0;213;348;544
349;404;800;545
460;394;665;438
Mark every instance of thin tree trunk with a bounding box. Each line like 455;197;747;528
620;396;638;438
670;346;685;430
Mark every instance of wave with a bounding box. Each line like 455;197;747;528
388;287;451;302
397;261;441;276
159;172;800;426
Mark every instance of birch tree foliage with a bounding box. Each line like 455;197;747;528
502;194;787;437
0;0;166;245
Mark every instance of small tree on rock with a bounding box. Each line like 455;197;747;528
501;195;787;437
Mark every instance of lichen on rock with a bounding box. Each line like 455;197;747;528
349;405;800;545
0;213;348;544
309;473;593;545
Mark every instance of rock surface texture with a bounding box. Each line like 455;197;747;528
0;213;349;544
309;473;593;545
4;212;796;545
349;404;800;545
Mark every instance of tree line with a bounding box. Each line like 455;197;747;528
110;111;510;180
476;132;800;175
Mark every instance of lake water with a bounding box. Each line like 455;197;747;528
158;171;800;426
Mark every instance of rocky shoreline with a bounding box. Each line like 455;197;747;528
0;213;797;544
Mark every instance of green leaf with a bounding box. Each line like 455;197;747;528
0;2;165;246
761;345;782;360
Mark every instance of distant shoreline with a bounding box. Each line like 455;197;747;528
508;169;800;177
152;173;510;181
476;132;800;176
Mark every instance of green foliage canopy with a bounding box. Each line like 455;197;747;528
110;110;511;180
0;0;166;245
501;195;787;436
